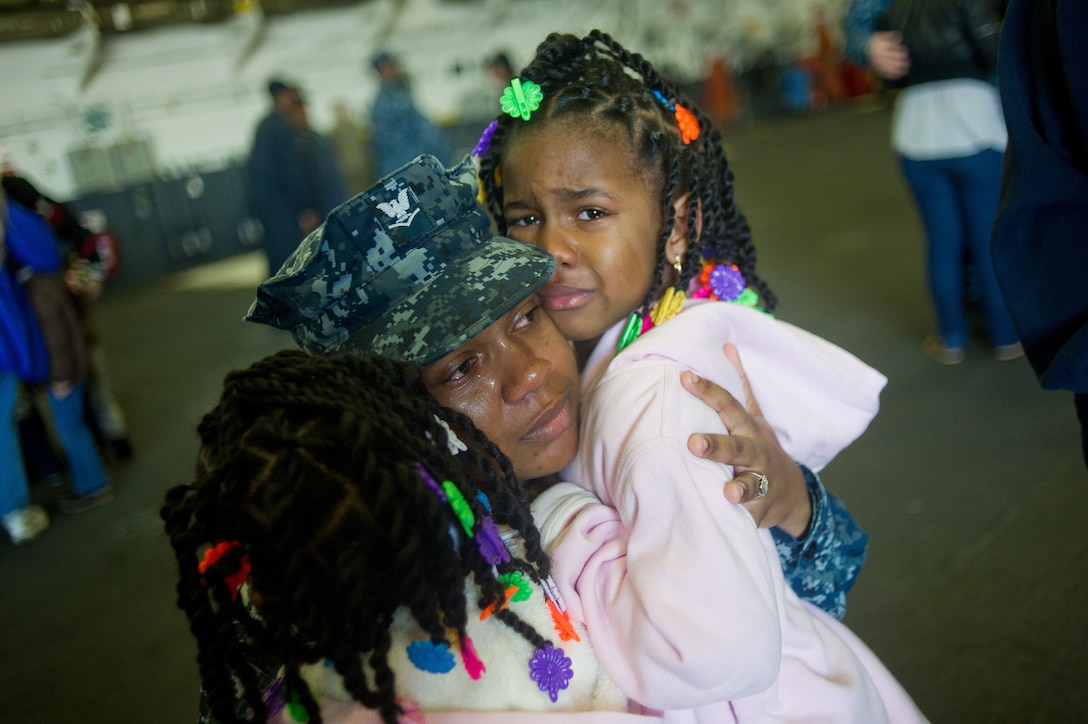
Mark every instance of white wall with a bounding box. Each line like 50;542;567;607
1;0;846;199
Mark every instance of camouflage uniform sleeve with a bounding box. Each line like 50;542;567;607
770;465;869;620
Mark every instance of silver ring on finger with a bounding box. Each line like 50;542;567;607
751;471;769;499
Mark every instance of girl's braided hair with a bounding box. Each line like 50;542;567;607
478;29;776;315
161;350;554;724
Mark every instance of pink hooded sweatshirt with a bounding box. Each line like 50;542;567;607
531;301;927;723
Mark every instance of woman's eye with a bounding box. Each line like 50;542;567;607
445;358;475;383
513;305;541;332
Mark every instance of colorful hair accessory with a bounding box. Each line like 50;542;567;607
651;90;700;145
501;78;544;121
441;480;476;536
701;262;745;301
420;465;503;563
650;287;685;327
709;263;744;300
433;416;468;456
618;277;691;354
455;631;486;680
261;675;287;718
497;571;533;602
673;104;700;144
689;264;712;300
735;287;761;308
528;644;574;702
479;585;520;621
476;515;510;565
198;540;238;572
547;599;581;643
286;688;309;723
472;120;499;158
414;462;446;501
617;311;643;353
540;574;568;613
407;639;457;674
475;491;492;513
198;540;251;602
688;260;766;313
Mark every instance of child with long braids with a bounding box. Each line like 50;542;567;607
475;31;926;721
162;350;635;724
477;31;876;619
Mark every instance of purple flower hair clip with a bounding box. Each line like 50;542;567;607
528;644;574;702
709;263;745;301
689;261;747;302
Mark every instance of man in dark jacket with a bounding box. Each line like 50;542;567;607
990;0;1088;466
247;79;346;275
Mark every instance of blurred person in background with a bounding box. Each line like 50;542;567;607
2;187;113;527
456;50;516;125
845;0;1018;365
247;78;346;275
328;102;376;197
368;51;453;176
1;188;51;545
1;173;132;463
485;51;515;89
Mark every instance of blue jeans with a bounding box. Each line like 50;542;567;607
0;372;33;517
900;149;1019;348
46;381;110;497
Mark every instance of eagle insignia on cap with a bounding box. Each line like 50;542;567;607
377;188;421;229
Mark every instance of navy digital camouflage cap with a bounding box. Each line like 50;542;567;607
245;154;556;366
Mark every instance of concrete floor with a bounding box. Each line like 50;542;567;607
2;102;1085;723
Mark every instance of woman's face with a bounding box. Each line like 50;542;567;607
420;296;580;481
499;121;681;343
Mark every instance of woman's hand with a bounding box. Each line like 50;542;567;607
866;31;910;80
681;344;812;537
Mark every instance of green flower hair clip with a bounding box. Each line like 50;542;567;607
500;78;543;121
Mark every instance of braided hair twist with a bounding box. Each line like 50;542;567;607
162;350;555;724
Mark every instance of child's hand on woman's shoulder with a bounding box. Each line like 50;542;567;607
681;344;812;537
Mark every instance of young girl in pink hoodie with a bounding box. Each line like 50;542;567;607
476;30;927;723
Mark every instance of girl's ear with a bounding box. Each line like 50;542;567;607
665;193;702;266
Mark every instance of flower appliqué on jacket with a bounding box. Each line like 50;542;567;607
406;640;456;674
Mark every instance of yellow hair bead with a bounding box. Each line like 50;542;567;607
650;287;685;327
